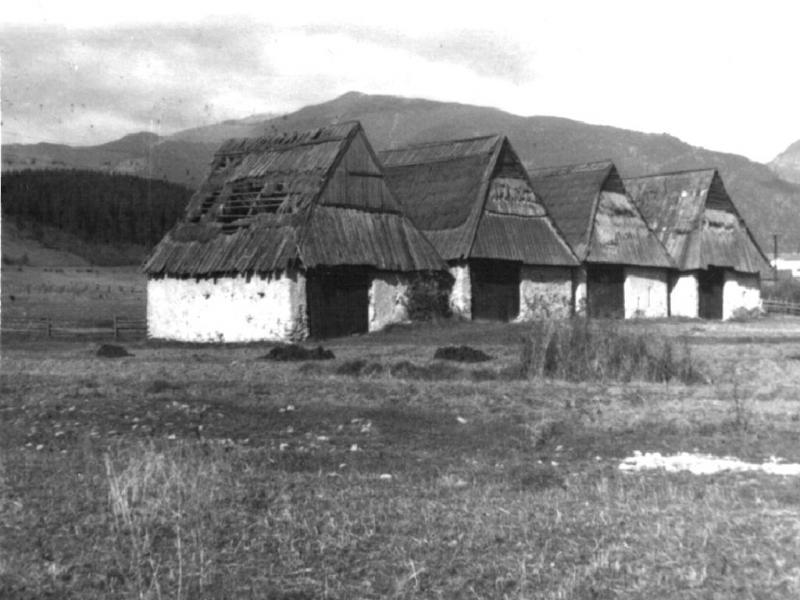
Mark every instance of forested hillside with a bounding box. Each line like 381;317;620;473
2;170;192;264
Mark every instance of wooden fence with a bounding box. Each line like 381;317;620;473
1;316;147;339
763;300;800;316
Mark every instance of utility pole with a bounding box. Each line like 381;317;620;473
773;234;779;279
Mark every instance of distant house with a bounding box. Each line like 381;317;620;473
624;169;769;319
380;135;579;321
772;253;800;279
143;121;445;342
528;161;674;318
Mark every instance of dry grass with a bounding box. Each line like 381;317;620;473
2;317;800;598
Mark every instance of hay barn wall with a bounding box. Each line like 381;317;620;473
723;271;761;319
369;272;410;331
669;272;699;318
147;271;307;343
623;267;669;318
517;266;574;320
448;261;472;319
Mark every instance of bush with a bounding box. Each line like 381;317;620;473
763;278;800;304
434;345;493;363
261;344;334;361
97;344;133;358
520;319;704;384
403;272;454;321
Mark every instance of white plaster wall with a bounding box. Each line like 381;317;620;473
516;266;574;320
147;271;307;343
723;271;762;319
369;272;410;332
448;261;472;319
624;267;669;318
669;272;698;318
573;266;588;316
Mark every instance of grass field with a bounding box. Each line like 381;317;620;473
2;316;800;599
1;266;146;323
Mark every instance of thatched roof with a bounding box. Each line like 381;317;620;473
379;136;578;266
624;169;769;273
144;122;445;276
528;161;673;268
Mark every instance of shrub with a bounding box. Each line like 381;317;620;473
520;319;704;384
728;307;762;322
97;344;133;358
261;344;334;361
433;345;493;363
403;272;454;321
763;278;800;304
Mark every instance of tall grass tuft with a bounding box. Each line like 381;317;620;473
520;319;704;384
105;443;227;599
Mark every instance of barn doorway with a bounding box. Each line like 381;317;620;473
586;264;625;318
307;267;369;338
471;259;520;321
698;267;724;319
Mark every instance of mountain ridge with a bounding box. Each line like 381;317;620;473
3;92;800;252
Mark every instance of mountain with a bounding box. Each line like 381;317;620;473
4;91;800;253
3;132;214;189
769;140;800;185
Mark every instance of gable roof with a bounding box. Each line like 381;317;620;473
528;160;673;268
379;136;578;266
624;169;769;273
143;122;445;276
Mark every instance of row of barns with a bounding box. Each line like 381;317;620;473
144;121;769;342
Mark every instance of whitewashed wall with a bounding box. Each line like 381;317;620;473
573;267;588;316
517;266;573;320
624;267;669;318
147;271;307;343
669;272;699;318
723;271;762;319
369;272;410;331
448;262;472;319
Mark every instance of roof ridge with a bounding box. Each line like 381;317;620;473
528;159;615;177
623;167;718;180
215;121;360;155
379;133;501;154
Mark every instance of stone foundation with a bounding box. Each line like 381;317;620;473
517;266;574;320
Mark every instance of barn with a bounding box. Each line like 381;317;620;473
379;135;579;321
143;121;445;342
624;169;769;319
528;161;673;318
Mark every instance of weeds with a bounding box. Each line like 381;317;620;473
433;345;493;363
520;319;704;383
261;344;334;361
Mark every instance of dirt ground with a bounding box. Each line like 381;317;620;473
2;316;800;599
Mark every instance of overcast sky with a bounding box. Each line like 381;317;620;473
2;0;798;162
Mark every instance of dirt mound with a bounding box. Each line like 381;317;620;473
434;345;492;363
262;344;335;361
96;344;132;358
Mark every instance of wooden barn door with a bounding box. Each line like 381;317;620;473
586;264;625;318
471;259;520;321
307;267;369;338
698;267;724;319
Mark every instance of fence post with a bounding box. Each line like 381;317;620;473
114;316;119;340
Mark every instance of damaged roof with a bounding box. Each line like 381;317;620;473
379;136;578;266
624;169;770;273
528;160;673;268
144;121;445;276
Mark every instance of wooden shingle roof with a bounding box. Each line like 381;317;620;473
379;136;578;266
144;122;445;276
624;169;769;273
529;160;673;268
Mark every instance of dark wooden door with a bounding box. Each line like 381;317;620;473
698;267;724;319
586;264;625;318
307;268;369;338
471;260;520;321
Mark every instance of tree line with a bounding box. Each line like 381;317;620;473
2;169;192;248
